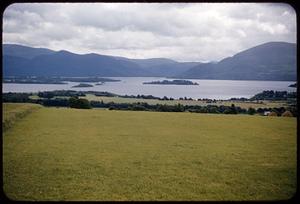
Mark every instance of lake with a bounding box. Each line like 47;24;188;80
2;77;296;100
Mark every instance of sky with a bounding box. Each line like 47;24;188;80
3;3;296;62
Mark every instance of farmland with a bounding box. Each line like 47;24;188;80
81;94;289;109
3;103;296;201
26;92;291;110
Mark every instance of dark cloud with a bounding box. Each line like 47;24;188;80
3;3;296;62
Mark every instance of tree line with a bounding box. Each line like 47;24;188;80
3;91;297;116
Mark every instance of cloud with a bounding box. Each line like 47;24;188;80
3;3;296;62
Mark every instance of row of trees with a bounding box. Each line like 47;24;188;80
3;93;91;109
37;90;117;98
3;93;32;102
3;92;297;116
90;101;296;116
36;97;91;109
251;90;297;100
37;90;86;98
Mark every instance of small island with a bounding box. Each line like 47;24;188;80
289;83;297;88
72;83;94;88
95;82;104;85
3;77;67;84
143;79;199;85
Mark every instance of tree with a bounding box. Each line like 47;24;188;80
38;91;55;99
174;103;184;112
209;106;219;113
69;97;91;109
230;104;237;114
247;107;256;115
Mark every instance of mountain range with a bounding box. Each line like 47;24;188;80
2;42;296;81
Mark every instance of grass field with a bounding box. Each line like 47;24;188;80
29;94;289;109
3;103;296;201
81;94;288;109
2;103;42;131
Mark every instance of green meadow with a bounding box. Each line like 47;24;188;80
81;94;289;109
3;103;296;201
2;103;42;131
29;94;289;109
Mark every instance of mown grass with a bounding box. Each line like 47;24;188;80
3;104;296;201
2;103;42;131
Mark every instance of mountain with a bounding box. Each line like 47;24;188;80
2;42;296;80
112;57;200;77
178;42;296;81
3;44;196;77
3;55;31;76
3;44;55;59
129;59;200;77
3;47;150;77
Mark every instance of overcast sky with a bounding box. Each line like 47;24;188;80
3;3;296;62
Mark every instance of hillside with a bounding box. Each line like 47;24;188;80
3;44;55;59
178;42;296;81
127;58;199;76
3;104;296;200
3;45;197;77
2;42;296;80
3;49;150;77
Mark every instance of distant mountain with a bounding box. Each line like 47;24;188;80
113;57;200;77
3;44;197;77
177;42;296;81
3;49;151;77
3;44;55;59
130;59;200;77
128;58;178;68
2;42;296;80
3;55;30;76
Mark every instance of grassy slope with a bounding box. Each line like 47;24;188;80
2;103;41;131
3;104;296;201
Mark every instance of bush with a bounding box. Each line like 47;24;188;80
3;93;31;103
247;107;256;115
268;112;278;116
281;111;293;117
131;104;146;111
43;98;69;107
69;97;91;109
38;91;55;99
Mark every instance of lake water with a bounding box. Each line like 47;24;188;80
2;77;296;100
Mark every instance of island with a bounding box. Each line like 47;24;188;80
3;76;121;84
143;79;199;85
3;77;67;84
288;83;297;88
71;83;94;88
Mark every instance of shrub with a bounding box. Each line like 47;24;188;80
131;104;146;111
268;112;278;116
69;97;91;109
281;111;293;117
247;107;256;115
38;91;55;99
